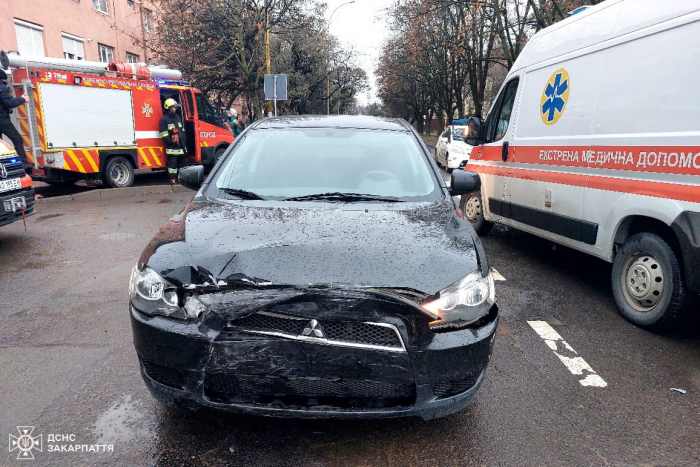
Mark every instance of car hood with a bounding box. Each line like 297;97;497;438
140;199;488;295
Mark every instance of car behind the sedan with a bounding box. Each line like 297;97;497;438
129;115;498;420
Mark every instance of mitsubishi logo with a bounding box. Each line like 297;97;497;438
0;164;7;179
301;319;325;338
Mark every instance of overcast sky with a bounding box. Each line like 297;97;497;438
317;0;394;106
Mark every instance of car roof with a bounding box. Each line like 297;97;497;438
251;115;411;131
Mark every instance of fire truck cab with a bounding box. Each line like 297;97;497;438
1;51;233;188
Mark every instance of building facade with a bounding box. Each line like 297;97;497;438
1;0;157;64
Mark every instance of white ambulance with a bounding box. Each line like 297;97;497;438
462;0;700;330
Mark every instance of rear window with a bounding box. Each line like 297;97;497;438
210;128;440;201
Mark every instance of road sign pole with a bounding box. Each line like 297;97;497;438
273;75;278;117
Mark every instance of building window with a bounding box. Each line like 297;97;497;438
143;9;153;33
127;0;134;8
14;20;45;57
126;52;139;63
98;44;114;63
93;0;109;14
62;33;85;60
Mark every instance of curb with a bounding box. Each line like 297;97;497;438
39;184;191;203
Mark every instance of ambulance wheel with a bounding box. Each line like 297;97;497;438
611;233;688;331
460;191;493;235
103;157;134;188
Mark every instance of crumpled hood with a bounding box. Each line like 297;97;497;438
140;200;487;295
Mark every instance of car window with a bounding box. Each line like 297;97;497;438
211;128;440;201
487;78;519;143
194;93;216;125
441;128;450;138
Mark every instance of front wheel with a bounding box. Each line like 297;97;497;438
611;233;689;331
460;191;494;235
103;156;134;188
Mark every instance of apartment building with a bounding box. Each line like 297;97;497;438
1;0;158;64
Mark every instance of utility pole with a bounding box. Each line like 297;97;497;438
265;3;272;116
327;1;355;115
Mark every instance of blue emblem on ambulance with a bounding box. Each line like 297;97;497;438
540;69;570;125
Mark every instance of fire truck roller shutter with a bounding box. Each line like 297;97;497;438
38;83;136;149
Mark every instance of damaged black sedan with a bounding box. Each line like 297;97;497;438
129;115;498;420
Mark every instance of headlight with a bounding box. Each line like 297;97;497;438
129;265;197;319
451;146;466;155
424;272;495;330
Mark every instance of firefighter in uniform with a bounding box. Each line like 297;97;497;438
159;98;187;184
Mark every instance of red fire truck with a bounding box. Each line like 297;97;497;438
1;51;233;188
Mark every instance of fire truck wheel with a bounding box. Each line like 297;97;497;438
460;191;493;235
611;232;689;331
215;147;226;163
103;157;134;188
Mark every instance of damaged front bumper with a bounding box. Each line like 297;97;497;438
130;288;498;420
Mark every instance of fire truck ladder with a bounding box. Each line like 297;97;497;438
16;79;42;168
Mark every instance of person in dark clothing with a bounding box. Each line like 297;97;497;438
159;98;187;184
0;69;30;173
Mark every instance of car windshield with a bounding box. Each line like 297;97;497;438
212;128;440;201
452;126;467;140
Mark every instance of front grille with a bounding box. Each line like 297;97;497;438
233;312;307;336
205;373;415;408
226;312;405;351
322;321;400;347
142;360;186;390
432;374;480;399
1;156;25;176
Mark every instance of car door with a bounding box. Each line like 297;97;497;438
435;128;445;163
476;77;520;225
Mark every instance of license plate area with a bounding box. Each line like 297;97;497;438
0;177;21;194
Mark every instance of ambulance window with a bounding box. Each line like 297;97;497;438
487;78;519;143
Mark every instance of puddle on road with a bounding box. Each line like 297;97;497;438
35;213;65;223
92;395;156;447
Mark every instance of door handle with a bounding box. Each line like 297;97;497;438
502;142;509;162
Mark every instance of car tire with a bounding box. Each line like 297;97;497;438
460;191;494;235
611;232;689;331
103;156;135;188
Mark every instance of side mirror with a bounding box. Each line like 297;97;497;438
178;165;205;191
449;170;480;196
465;116;484;146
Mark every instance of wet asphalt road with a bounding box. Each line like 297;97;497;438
1;172;698;467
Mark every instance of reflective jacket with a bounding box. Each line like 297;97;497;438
0;81;25;124
159;111;187;156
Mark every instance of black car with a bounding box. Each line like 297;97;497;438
129;115;498;420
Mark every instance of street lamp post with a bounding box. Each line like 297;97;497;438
327;0;355;115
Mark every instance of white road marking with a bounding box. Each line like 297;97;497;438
527;320;607;388
490;268;506;281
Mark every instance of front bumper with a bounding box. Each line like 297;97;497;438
447;156;470;169
131;299;497;420
0;188;35;228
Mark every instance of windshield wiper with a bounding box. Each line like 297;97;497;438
219;188;265;200
284;192;402;202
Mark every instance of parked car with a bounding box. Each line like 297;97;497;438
129;115;498;420
435;125;473;171
461;0;700;330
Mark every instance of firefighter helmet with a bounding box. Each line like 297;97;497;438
164;98;179;110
